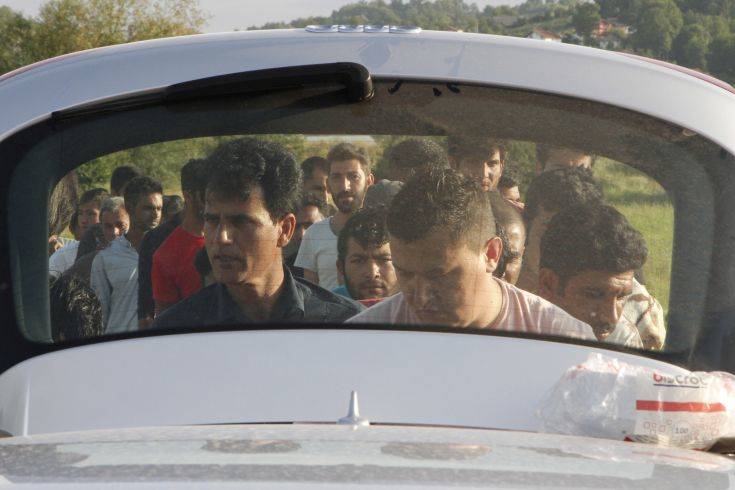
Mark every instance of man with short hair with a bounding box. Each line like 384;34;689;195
295;143;374;290
153;139;362;329
301;156;332;205
489;192;526;285
334;206;398;306
538;204;653;348
447;135;507;192
497;167;522;205
50;275;104;342
284;196;328;278
515;167;604;294
348;169;594;341
49;187;110;277
110;164;142;197
385;138;448;183
535;144;593;175
151;159;208;315
91;176;163;333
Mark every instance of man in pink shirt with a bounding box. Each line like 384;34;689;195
348;168;595;341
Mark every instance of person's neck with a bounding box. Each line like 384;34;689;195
471;274;504;328
226;262;285;322
330;211;353;235
125;227;146;251
181;209;204;236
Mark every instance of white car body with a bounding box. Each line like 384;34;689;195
0;28;734;487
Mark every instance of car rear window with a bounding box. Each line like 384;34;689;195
5;79;730;361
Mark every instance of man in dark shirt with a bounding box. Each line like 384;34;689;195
153;138;362;329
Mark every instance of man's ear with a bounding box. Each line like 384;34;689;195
277;213;296;248
538;268;560;301
484;236;503;273
367;172;375;187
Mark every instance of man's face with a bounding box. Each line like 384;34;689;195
131;193;163;232
541;149;592;173
502;222;525;285
541;269;635;341
78;202;101;237
392;230;493;327
303;168;330;204
456;149;504;191
328;159;373;214
340;239;398;300
500;185;521;203
293;205;323;247
100;209;130;245
204;187;285;286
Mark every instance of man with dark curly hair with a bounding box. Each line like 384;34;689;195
334;206;398;306
154;139;362;329
447;135;507;192
538;204;656;348
50;275;104;342
516;167;604;294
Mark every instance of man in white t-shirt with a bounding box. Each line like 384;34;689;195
295;143;373;291
348;168;594;341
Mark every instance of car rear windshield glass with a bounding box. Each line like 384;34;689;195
7;80;730;360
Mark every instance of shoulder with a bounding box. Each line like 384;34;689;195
294;276;363;322
303;217;332;238
152;284;219;329
346;293;405;324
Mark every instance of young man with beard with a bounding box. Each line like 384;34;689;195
295;143;374;291
538;204;654;348
489;192;526;286
447;135;507;192
91;176;163;333
153;139;362;329
151;159;208;316
283;196;328;278
348;168;594;341
333;206;398;307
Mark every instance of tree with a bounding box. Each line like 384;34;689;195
572;2;601;41
0;6;35;74
31;0;207;60
708;33;735;81
672;23;710;69
631;0;683;58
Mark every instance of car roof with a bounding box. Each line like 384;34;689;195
1;29;734;153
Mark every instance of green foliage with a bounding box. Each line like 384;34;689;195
0;6;35;74
708;33;735;80
673;23;710;68
571;2;601;40
631;0;684;58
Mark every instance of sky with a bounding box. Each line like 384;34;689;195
1;0;524;32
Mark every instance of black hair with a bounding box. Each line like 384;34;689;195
162;195;184;220
180;158;208;194
79;187;110;208
338;206;390;267
535;144;594;171
386;139;448;175
498;166;520;190
387;168;496;249
110;165;142;195
296;195;329;217
301;156;329;180
194;247;212;278
205;138;301;221
76;224;106;259
49;275;103;341
326;142;371;174
524;167;603;228
49;172;79;237
540;203;648;286
123;176;163;212
446;135;507;162
488;192;525;278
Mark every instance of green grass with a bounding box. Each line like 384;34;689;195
593;159;673;315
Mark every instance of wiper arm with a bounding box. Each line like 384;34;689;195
52;62;374;121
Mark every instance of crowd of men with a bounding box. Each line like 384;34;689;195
48;136;666;350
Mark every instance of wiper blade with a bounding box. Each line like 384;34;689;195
52;62;373;121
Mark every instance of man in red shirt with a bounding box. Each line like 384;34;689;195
152;159;208;315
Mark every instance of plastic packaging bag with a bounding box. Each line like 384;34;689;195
536;353;735;449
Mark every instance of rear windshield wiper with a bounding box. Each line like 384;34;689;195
52;62;374;121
